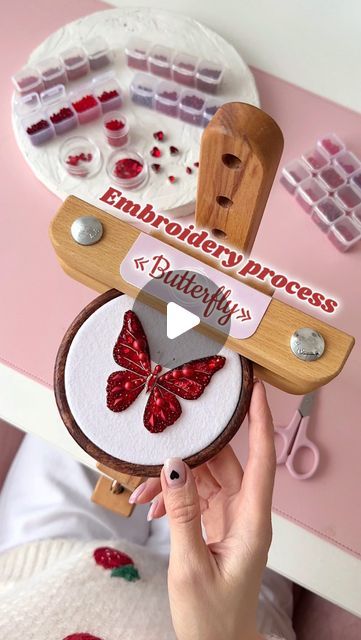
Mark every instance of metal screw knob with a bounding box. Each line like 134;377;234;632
290;328;325;361
71;216;103;246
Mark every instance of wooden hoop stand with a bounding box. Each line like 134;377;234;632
50;103;355;515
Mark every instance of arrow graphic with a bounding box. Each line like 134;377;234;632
134;256;150;271
236;308;252;322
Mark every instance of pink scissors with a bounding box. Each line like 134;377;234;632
274;392;320;480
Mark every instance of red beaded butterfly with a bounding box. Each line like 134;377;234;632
106;310;226;433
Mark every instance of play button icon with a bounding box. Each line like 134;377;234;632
167;302;200;339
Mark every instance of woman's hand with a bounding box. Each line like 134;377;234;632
129;380;276;640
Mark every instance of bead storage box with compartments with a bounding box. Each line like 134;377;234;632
281;134;361;252
11;7;259;220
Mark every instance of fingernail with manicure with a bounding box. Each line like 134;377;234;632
129;482;146;504
147;499;158;521
164;458;186;487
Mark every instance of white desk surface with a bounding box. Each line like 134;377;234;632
1;0;361;619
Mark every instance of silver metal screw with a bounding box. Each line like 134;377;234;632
290;328;325;361
71;216;103;246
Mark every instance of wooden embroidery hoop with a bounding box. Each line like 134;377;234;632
50;103;355;515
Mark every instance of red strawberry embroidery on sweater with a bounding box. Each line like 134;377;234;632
94;546;134;569
63;634;104;640
93;546;140;581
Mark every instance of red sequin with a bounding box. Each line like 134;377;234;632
186;166;192;174
169;145;179;155
94;547;134;569
72;95;98;113
153;130;164;141
151;163;161;172
66;153;92;166
105;118;125;131
50;107;74;124
114;158;143;179
194;161;199;167
26;119;50;135
98;89;119;103
168;175;176;183
150;146;161;158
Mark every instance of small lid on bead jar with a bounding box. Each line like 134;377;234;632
40;84;67;106
125;37;150;61
12;66;43;94
148;44;173;68
106;149;148;190
37;57;65;81
61;46;88;71
59;135;102;178
172;52;198;75
14;91;41;117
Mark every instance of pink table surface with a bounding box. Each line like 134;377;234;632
1;0;361;559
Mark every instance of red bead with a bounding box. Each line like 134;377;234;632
154;364;162;373
114;158;143;179
105;118;125;131
172;369;183;378
153;130;164;141
150;146;161;158
168;175;176;183
169;145;179;155
124;381;133;390
194;161;199;167
26;119;50;135
65;153;92;166
98;89;119;103
72;95;98;113
151;163;161;172
133;339;144;350
139;352;148;361
50;107;73;124
156;397;165;407
182;366;193;377
186;166;192;174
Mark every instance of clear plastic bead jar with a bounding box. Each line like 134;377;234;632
59;135;102;178
103;112;129;147
106;149;148;189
